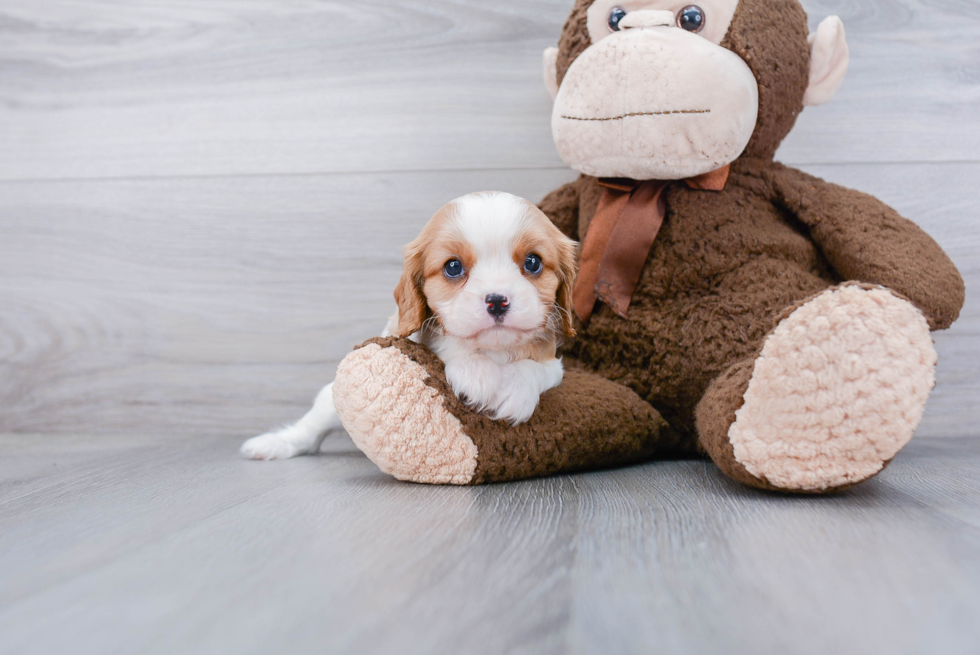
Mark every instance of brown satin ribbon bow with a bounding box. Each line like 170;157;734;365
572;165;731;324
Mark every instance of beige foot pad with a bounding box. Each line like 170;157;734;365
729;286;937;492
333;343;478;485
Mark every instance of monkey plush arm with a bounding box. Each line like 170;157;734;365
768;164;964;330
538;180;581;241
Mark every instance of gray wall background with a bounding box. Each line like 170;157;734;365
1;0;977;439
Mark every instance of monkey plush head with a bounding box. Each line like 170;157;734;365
543;0;849;180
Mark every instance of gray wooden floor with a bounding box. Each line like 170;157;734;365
1;434;979;654
1;0;979;653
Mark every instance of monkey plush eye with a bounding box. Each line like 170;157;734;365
607;7;627;32
444;259;464;279
677;5;705;32
524;254;543;275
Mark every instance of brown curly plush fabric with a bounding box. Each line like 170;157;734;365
724;0;811;159
549;158;963;443
555;0;593;88
351;337;691;485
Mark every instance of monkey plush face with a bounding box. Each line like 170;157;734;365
554;0;756;180
544;0;850;181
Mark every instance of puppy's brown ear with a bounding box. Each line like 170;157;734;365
393;239;428;338
554;233;579;339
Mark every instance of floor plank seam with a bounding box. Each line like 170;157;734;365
0;160;977;186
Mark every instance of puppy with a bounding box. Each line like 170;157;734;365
241;191;578;461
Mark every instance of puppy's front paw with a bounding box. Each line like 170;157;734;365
445;356;502;412
240;431;305;460
490;384;540;426
489;359;563;425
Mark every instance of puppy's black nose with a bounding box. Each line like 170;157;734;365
486;294;510;319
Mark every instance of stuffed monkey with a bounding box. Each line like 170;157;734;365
332;0;964;493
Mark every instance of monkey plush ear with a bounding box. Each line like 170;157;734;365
543;47;559;100
804;16;850;107
393;244;428;338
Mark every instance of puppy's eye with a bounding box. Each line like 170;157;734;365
443;259;464;279
677;5;705;32
524;254;543;275
607;6;627;32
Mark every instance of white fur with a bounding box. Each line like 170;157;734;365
430;193;549;348
241;192;566;460
239;381;342;460
429;332;564;426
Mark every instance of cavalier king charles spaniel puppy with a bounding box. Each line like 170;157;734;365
241;191;578;460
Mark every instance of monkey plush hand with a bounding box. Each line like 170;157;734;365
332;0;964;493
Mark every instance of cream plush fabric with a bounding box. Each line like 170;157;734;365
729;286;937;491
551;25;758;180
334;344;479;485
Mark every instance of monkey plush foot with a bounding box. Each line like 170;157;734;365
332;339;479;485
333;337;680;485
698;285;937;493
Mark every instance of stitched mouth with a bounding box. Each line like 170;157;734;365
561;109;710;122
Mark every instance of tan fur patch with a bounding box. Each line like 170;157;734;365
508;334;560;364
517;202;578;338
395;204;472;337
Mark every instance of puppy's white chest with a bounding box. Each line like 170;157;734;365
436;345;564;426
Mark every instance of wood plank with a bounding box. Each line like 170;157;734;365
0;432;977;654
0;168;577;437
1;0;978;181
0;163;976;438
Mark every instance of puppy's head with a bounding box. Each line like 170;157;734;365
394;192;577;350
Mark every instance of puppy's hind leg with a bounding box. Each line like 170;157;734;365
242;313;403;461
240;383;341;460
